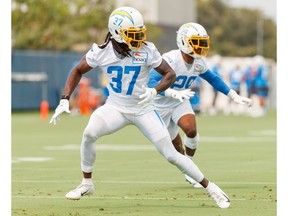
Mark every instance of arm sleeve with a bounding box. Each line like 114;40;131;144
85;43;99;68
147;69;165;96
199;69;231;95
147;42;162;68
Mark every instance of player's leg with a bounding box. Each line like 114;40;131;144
157;135;230;208
167;117;199;186
135;111;230;208
172;133;185;154
179;115;203;188
171;133;201;187
171;101;202;187
155;109;198;186
156;108;186;155
170;101;199;158
177;113;199;158
66;104;129;200
133;110;204;182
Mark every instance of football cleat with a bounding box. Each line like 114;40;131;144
205;182;230;208
65;183;94;200
184;174;203;188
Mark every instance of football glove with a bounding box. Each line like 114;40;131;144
228;89;252;107
165;88;195;102
138;85;157;105
49;99;71;125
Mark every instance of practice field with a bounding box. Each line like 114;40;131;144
12;110;276;216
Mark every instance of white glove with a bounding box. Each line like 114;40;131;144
49;99;71;125
165;88;195;102
228;90;252;107
138;85;157;105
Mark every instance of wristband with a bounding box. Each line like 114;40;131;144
61;95;70;100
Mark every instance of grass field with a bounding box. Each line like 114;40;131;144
12;110;276;216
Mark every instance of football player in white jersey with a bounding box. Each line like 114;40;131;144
148;23;252;188
50;8;230;208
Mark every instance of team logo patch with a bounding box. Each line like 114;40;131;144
111;10;134;24
194;64;204;73
132;52;148;64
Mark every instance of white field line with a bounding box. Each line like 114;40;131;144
44;136;276;151
11;195;275;202
11;180;276;185
12;195;248;201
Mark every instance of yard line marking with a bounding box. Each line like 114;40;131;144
11;195;274;202
249;129;276;136
44;135;276;151
12;195;248;201
12;157;53;163
11;180;276;185
200;137;275;142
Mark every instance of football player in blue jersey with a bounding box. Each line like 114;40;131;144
148;22;252;188
50;8;231;208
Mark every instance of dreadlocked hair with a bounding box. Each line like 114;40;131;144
98;32;131;57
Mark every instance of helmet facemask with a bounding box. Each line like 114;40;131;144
189;35;210;57
120;26;147;51
177;22;210;58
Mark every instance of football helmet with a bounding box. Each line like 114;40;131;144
176;23;210;58
108;7;146;51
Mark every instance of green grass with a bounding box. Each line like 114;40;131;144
12;110;276;216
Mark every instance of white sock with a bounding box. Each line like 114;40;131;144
205;182;216;191
82;178;93;185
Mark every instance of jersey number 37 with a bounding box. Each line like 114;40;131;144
107;65;141;95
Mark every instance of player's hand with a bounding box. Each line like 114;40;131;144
165;88;195;102
49;99;71;125
138;85;157;105
228;89;252;107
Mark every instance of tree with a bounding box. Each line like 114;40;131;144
197;0;276;60
12;0;115;51
12;0;276;60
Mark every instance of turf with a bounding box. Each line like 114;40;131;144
12;110;276;216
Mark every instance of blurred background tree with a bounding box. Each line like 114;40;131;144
12;0;276;60
12;0;115;51
197;0;276;60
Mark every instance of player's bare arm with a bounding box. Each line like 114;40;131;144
62;55;93;98
153;59;176;94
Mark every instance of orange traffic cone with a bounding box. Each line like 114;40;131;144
40;100;49;120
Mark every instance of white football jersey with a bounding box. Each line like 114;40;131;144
85;42;162;110
153;49;209;108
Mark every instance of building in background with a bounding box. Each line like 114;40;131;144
115;0;197;52
115;0;196;25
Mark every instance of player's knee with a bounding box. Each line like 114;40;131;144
83;127;98;142
184;133;200;149
185;127;197;138
165;154;178;165
154;137;180;164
